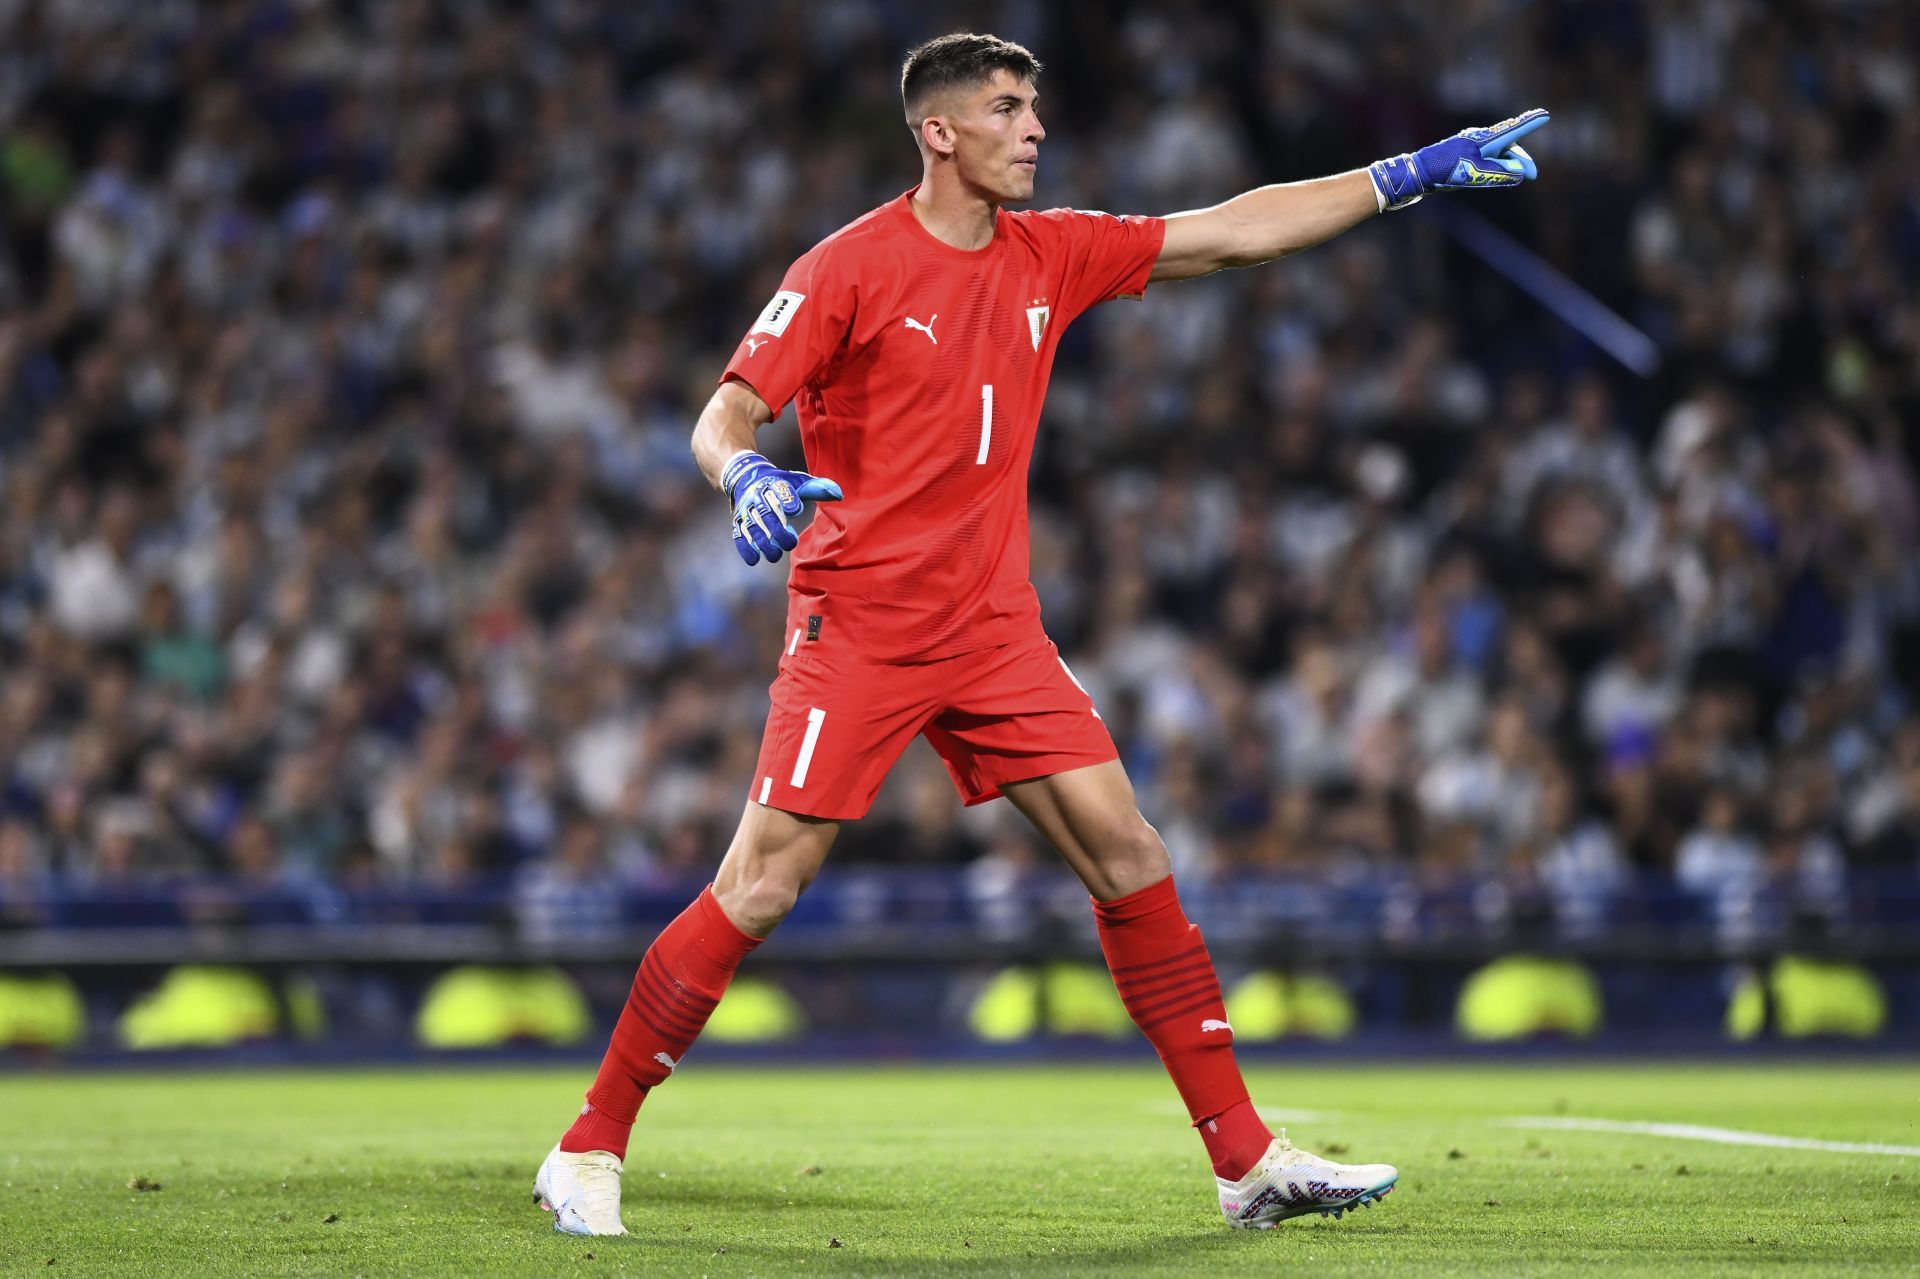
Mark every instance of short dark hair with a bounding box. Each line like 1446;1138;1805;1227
900;32;1041;132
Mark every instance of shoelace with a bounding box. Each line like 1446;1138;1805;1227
565;1153;624;1229
1266;1127;1335;1178
1235;1128;1301;1187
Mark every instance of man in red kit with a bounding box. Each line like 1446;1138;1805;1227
534;33;1547;1236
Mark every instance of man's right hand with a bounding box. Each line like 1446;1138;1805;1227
722;450;842;565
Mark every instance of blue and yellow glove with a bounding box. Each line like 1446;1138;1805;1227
722;449;842;565
1368;109;1549;212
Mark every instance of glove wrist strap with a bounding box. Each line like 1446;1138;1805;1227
720;449;767;502
1367;154;1425;212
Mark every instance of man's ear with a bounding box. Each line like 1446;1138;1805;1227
918;112;957;159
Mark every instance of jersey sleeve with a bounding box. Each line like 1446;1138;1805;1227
720;246;855;416
1037;209;1168;323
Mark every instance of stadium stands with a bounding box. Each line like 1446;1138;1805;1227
0;0;1916;1049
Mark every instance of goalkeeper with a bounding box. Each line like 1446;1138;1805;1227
535;31;1546;1237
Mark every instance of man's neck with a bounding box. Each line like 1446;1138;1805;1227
909;169;997;250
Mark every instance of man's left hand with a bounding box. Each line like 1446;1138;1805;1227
1369;109;1550;212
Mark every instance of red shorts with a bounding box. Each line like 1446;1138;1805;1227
749;622;1116;820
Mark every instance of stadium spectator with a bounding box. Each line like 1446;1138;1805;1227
0;0;1911;935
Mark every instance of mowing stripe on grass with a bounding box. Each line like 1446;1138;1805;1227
1145;1101;1342;1122
1496;1116;1920;1157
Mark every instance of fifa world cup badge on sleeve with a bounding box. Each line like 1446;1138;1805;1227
752;291;806;337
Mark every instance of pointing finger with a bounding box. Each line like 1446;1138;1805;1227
1479;108;1549;156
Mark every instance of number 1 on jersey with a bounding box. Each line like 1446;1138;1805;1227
977;384;993;465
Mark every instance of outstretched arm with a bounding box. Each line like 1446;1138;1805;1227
1149;109;1550;283
1150;170;1377;282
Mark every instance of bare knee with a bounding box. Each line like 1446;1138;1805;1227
711;817;833;937
1088;816;1171;901
712;870;801;937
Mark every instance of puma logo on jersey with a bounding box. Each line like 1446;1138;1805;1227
744;336;769;356
1201;1019;1233;1034
903;314;939;345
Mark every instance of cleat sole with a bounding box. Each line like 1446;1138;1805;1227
1230;1175;1399;1229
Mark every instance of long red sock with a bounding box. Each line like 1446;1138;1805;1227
1093;875;1274;1180
561;886;760;1159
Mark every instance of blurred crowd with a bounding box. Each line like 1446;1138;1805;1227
0;0;1917;932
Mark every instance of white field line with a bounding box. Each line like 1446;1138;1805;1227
1147;1101;1917;1158
1150;1102;1918;1157
1496;1116;1920;1158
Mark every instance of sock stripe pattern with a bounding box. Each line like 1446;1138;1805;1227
636;951;717;1026
1109;955;1218;991
1108;958;1217;993
1107;936;1223;1026
1127;981;1225;1028
1093;875;1250;1124
564;886;760;1157
1106;942;1209;977
623;957;714;1042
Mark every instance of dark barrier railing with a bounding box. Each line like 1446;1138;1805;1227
4;868;1917;966
3;867;1916;1058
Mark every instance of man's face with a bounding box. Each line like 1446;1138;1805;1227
928;69;1044;201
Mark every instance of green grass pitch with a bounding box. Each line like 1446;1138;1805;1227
1;1061;1916;1276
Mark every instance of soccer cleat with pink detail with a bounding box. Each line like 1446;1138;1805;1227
1216;1129;1399;1227
533;1143;629;1236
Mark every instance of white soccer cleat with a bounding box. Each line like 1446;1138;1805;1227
1216;1129;1399;1228
533;1143;629;1236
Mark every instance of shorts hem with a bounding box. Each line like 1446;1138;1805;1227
754;793;874;821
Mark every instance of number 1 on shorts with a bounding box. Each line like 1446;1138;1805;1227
791;706;826;788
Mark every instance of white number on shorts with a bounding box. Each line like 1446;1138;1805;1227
791;706;826;788
977;383;993;464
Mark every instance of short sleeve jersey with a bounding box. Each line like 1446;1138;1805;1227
721;188;1166;663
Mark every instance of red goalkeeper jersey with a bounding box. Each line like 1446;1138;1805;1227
720;188;1165;663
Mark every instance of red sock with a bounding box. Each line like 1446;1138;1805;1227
1198;1099;1277;1183
1093;875;1274;1180
561;886;760;1159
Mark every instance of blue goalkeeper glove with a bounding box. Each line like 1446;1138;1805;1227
1368;108;1549;212
722;449;842;566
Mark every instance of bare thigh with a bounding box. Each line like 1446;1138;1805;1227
1000;759;1170;901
